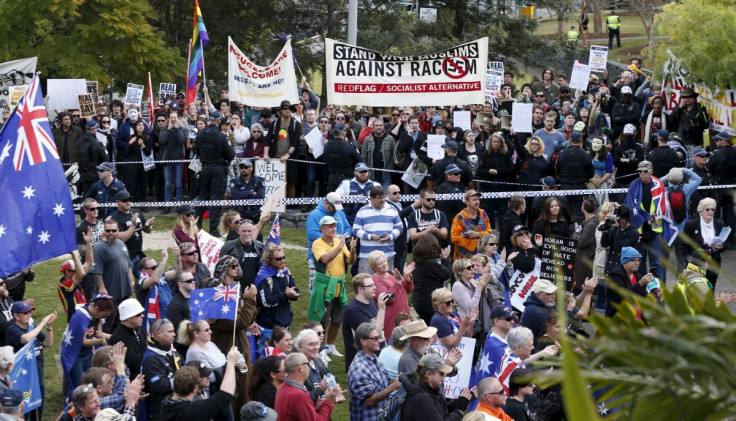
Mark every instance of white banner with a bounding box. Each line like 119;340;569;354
255;159;286;213
569;61;591;92
197;231;224;276
507;257;542;312
48;79;87;110
325;38;488;106
228;37;299;107
0;57;37;107
662;52;736;135
431;337;475;399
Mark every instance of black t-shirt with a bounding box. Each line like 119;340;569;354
238;243;260;288
76;219;105;248
372;134;386;170
110;209;147;258
407;209;449;245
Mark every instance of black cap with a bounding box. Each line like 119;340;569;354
115;190;131;201
185;360;214;377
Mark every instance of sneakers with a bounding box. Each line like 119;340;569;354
318;349;332;364
324;344;343;357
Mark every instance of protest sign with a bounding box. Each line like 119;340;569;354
662;52;736;135
511;103;533;133
9;86;27;108
77;94;95;119
256;159;286;213
47;79;87;110
124;83;144;108
228;37;299;107
304;127;325;158
453;110;471;131
508;258;541;312
569;61;591;92
427;134;446;161
431;337;475;399
159;83;177;105
539;235;577;285
486;62;504;96
86;81;99;103
325;38;488;106
197;231;224;276
401;160;428;189
0;57;36;106
588;45;608;72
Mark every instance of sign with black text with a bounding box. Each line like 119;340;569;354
124;83;144;108
77;94;95;119
539;235;577;284
159;83;176;105
86;81;99;103
228;37;299;107
255;159;286;213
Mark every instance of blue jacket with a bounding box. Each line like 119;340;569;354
229;174;266;218
255;267;300;329
662;167;702;233
84;177;127;219
520;293;551;339
306;200;351;260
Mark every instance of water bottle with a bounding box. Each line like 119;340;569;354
326;373;337;388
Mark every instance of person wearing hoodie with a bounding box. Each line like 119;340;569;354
399;353;472;421
141;318;183;421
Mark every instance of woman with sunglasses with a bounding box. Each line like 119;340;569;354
507;225;543;275
249;355;286;409
255;245;300;332
245;123;266;158
678;197;727;288
219;210;243;241
179;319;230;395
173;204;199;246
451;259;491;321
429;287;477;350
96;114;115;157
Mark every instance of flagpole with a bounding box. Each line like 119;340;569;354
232;292;239;346
200;37;207;90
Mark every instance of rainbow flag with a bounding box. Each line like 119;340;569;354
186;0;208;104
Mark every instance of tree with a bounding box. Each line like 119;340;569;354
0;0;183;91
653;0;736;88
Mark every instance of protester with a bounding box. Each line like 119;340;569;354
249;356;285;409
411;235;453;325
274;353;342;421
108;298;146;379
451;190;492;260
400;353;472;421
475;377;513;421
369;250;414;340
264;326;292;357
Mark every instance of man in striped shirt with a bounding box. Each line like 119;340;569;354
352;185;403;275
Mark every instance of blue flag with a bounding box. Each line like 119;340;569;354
60;306;94;401
265;214;281;248
10;341;43;414
189;284;240;322
0;75;76;277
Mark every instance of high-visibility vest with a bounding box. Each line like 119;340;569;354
608;15;620;29
637;199;663;234
567;30;579;42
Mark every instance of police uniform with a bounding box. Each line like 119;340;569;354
230;173;266;220
607;14;621;48
193;122;235;236
324;137;361;192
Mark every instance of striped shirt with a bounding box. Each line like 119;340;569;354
352;203;402;259
497;349;525;395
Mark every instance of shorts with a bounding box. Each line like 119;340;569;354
321;297;345;325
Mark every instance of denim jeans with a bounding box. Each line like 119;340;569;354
164;163;184;202
306;163;328;199
637;233;665;282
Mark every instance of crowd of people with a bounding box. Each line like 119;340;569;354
0;62;734;421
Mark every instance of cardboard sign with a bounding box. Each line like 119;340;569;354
47;79;87;110
588;45;608;73
159;83;177;105
255;159;286;213
124;83;144;108
401;160;428;189
77;94;95;119
508;258;542;311
539;235;577;284
86;81;99;103
430;337;475;399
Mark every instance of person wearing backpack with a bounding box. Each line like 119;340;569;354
663;167;702;270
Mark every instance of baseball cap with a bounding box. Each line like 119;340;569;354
657;129;670;140
208;111;222;120
569;131;581;142
435;120;447;128
177;204;195;215
115;190;131;201
10;301;35;314
240;402;278;421
693;147;710;157
96;162;115;172
533;279;558;294
169;102;180;111
355;162;369;172
60;259;75;273
646;278;661;293
445;163;462;174
86;120;99;130
464;189;481;200
667;167;684;185
621;86;633;95
620;246;642;264
332;123;347;135
540;176;557;188
185;360;214;378
90;293;113;303
399;320;437;340
559;86;571;93
713;131;731;141
319;215;337;226
238;158;253;168
1;389;24;408
637;160;653;172
490;305;514;319
118;298;145;321
623;124;636;135
418;353;453;374
442;140;458;151
513;224;529;235
325;192;343;211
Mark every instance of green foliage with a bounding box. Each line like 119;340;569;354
539;286;736;420
654;0;736;88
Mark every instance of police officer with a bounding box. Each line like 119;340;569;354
567;26;579;44
335;162;380;225
556;131;594;224
193;111;235;237
607;11;621;48
435;164;466;223
647;130;681;178
229;158;265;222
84;162;126;220
324;123;361;192
706;131;736;240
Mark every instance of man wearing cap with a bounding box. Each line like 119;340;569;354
352;186;402;274
241;401;278;421
435;163;467;223
76;120;108;197
5;302;56;421
84;162;126;220
611;85;641;140
158;109;188;214
428;141;472;188
689;147;715;218
219;220;265;288
306;192;351;293
647;130;681;178
556;130;594;223
53;111;84;165
663;167;701;234
0;389;25;421
263;100;303;202
397;320;460;375
606;246;653;317
361;117;395;188
229;158;265;222
193;111;235;237
475;305;515;382
407;188;450;248
182;360;214;400
275;352;342;421
347;322;401;421
308;215;357;357
110;190;154;270
137;245;180;321
336;162;381;225
707;131;736;236
109;299;147;379
451;189;492;260
669;88;709;150
323;123;362;192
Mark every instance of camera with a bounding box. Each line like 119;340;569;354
384;293;395;301
598;203;621;231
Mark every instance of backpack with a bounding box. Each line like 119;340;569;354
669;189;687;223
378;384;406;421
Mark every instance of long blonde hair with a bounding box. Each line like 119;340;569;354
175;214;199;239
525;136;545;157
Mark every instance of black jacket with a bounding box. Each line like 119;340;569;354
398;130;432;170
605;264;647;317
500;209;523;256
160;390;234;421
600;224;639;272
108;324;146;379
411;259;452;316
399;372;468;421
429;156;473;187
76;133;107;173
677;218;727;269
142;340;183;421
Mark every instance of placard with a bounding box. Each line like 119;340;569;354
539;235;577;284
197;231;224;276
159;83;177;105
430;337;475;399
486;62;504;96
304;127;325;158
77;94;95;119
325;38;488;106
86;81;99;103
453;111;471;131
255;159;286;213
228;37;299;107
588;45;608;73
427;134;446;161
124;83;145;108
0;57;37;106
47;79;87;110
508;258;541;312
9;86;28;108
511;103;533;133
401;160;428;189
569;61;591;92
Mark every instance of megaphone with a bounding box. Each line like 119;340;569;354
475;112;495;127
500;115;512;131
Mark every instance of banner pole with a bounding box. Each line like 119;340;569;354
201;37;207;89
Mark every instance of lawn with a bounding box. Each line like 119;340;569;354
28;220;353;420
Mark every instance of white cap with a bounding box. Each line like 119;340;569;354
621;86;633;95
325;192;343;211
118;298;145;321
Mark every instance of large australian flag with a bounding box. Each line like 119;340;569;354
0;75;76;277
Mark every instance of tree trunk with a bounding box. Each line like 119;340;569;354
648;16;656;60
453;0;468;39
591;0;603;36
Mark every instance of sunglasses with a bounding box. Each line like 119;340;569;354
281;106;290;110
424;198;435;201
535;94;545;97
182;251;199;256
105;229;118;233
180;278;195;283
229;264;240;269
86;207;98;211
487;243;497;246
442;300;454;306
367;336;381;341
335;116;345;121
157;119;165;123
465;266;473;270
390;192;401;195
252;130;262;133
319;121;329;124
186;213;195;217
391;113;400;117
315;331;325;336
272;256;286;261
118;198;130;203
485;390;506;396
145;265;158;271
101;120;111;123
72;115;81;118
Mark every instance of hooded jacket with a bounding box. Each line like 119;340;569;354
399;372;468;421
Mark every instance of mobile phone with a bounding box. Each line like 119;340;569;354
384;293;395;301
649;268;657;276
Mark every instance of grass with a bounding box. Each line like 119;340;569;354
534;12;654;38
28;221;353;420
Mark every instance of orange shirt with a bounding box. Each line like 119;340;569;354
476;402;514;421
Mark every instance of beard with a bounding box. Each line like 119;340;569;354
106;236;117;246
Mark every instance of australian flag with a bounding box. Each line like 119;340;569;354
625;176;679;245
189;284;240;322
0;75;76;277
261;215;281;263
10;341;43;414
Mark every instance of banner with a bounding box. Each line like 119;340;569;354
662;52;736;135
0;57;37;106
325;38;488;106
507;257;541;311
124;83;145;108
228;37;299;107
431;337;475;399
86;81;99;103
77;94;95;119
197;230;224;276
539;235;577;284
47;79;86;110
255;159;286;212
159;83;177;105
